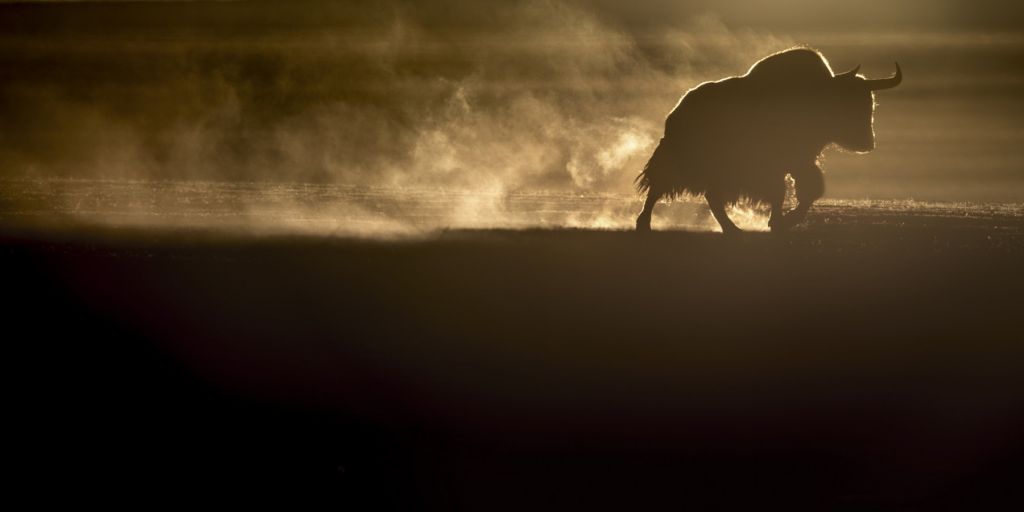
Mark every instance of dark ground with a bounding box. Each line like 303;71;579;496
5;217;1024;509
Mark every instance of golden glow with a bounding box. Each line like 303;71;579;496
0;1;1021;234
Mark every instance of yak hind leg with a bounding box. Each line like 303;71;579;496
706;191;741;234
768;199;786;232
767;178;790;233
636;188;661;232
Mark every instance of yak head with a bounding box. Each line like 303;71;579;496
828;63;902;152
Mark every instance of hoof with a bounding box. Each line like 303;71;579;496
770;214;801;232
636;218;652;232
769;220;791;233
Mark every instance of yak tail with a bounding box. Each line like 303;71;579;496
633;167;651;195
634;137;671;195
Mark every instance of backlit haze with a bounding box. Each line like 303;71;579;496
1;0;1022;234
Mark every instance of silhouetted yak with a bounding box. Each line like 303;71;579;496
636;47;901;233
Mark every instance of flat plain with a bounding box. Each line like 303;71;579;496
4;180;1023;509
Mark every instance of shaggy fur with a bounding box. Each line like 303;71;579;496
636;47;900;232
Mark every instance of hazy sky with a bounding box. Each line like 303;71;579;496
1;0;1022;201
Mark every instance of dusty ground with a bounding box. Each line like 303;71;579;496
5;212;1024;509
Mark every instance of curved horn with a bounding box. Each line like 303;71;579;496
867;62;902;90
835;65;860;79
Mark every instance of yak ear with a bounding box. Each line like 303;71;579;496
834;65;860;80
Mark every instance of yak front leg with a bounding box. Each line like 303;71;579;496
706;191;741;234
776;163;824;231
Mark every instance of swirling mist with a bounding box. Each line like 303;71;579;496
0;1;798;232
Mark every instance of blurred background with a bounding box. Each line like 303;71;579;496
5;3;1024;507
0;0;1021;205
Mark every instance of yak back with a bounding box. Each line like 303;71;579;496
666;48;833;146
644;48;835;201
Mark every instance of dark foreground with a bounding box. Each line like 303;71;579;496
6;219;1024;509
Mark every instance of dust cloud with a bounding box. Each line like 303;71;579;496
0;1;799;233
1;0;1021;234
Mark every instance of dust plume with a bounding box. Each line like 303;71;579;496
0;1;802;233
